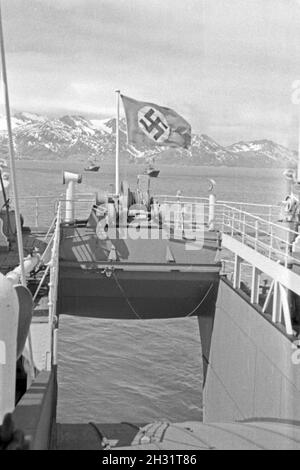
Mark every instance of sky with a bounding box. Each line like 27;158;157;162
1;0;300;148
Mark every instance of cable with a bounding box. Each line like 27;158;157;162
121;421;141;431
112;271;214;320
169;424;215;449
0;169;12;241
185;283;214;317
112;271;143;320
88;422;110;450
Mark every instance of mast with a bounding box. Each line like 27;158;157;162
298;117;300;184
0;1;26;286
115;89;120;195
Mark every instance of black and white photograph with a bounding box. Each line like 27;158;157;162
0;0;300;453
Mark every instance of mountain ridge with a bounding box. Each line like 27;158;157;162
0;112;296;168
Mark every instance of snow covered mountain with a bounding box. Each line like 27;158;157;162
0;112;296;167
226;139;297;167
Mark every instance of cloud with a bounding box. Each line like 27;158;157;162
1;0;300;148
33;0;88;9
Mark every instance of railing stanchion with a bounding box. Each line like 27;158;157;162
35;197;39;227
254;220;259;251
242;212;246;243
269;225;273;258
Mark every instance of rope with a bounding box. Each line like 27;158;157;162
169;423;215;449
121;421;140;431
135;421;214;450
112;271;143;320
185;283;214;317
88;422;110;450
0;170;12;241
112;271;214;320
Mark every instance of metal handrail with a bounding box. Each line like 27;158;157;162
15;191;300;266
46;202;61;369
220;203;299;236
220;203;299;264
154;197;299;271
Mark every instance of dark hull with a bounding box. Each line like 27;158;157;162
144;169;160;177
58;268;219;319
84;166;100;172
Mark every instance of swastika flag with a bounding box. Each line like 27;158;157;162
121;95;191;149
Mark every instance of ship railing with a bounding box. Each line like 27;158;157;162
214;200;281;222
154;196;300;336
18;192;282;229
18;193;96;228
153;195;296;261
217;204;300;336
154;194;281;225
45;202;61;370
219;203;299;267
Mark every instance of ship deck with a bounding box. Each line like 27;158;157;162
57;224;221;319
59;223;220;267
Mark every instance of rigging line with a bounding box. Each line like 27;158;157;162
149;421;168;441
137;421;213;450
121;421;165;448
0;169;12;240
168;424;216;449
207;361;247;419
112;271;143;320
88;422;111;450
155;435;213;450
140;422;164;450
121;421;141;431
113;273;214;319
137;422;165;447
158;422;170;443
185;283;214;317
0;1;26;286
148;420;214;450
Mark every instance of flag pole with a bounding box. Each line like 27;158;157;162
297;114;300;184
115;89;120;196
0;2;26;286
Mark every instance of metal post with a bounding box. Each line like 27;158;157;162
0;2;26;286
242;212;246;243
254;220;259;251
233;254;242;289
279;284;294;335
251;266;260;304
65;180;74;223
208;193;216;231
298;116;300;183
115;89;120;196
63;172;82;223
231;211;235;236
269;225;273;258
35;197;39;227
272;281;282;324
